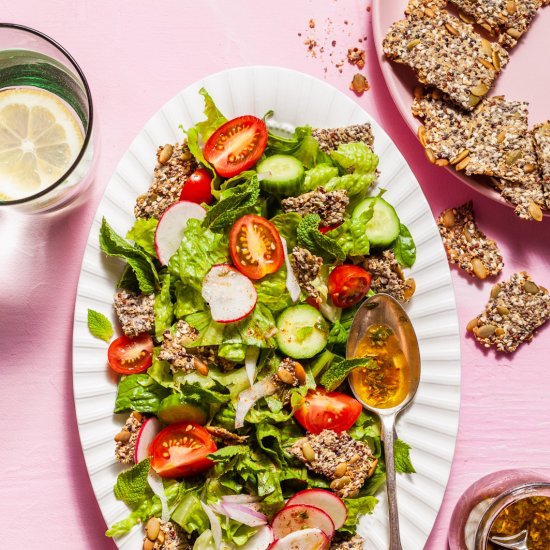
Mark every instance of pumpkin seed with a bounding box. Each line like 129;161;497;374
159;144;173;164
490;284;501;300
524;280;540;295
468;94;482;108
349;454;361;464
194;357;209;376
481;39;493;57
497;130;507;143
132;411;143;422
497;305;510;316
492;50;501;71
425;148;437;164
404;278;416;301
423;7;435;17
472;258;488;280
442;209;456;228
456;156;471;171
524;164;537;174
507;28;522;39
505;150;522;165
302;442;316;462
146;517;160;541
418;125;427;147
445;23;459;36
471;82;490;97
462;226;473;243
330;476;352;490
495;328;506;337
478;58;496;71
528;200;543;222
451;149;470;166
277;366;295;385
466;318;479;332
407;39;421;50
294;362;307;385
435;158;449;167
115;429;131;443
459;11;475;24
334;462;349;478
477;324;497;338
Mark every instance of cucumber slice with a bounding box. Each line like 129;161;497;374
353;197;400;247
257;154;305;196
276;304;329;359
157;394;208;425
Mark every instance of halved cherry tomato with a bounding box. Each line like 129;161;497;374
328;265;372;308
179;167;214;205
229;214;284;280
107;333;153;374
149;422;217;478
203;115;268;178
319;222;342;234
294;388;362;434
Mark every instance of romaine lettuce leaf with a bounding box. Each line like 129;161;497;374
114;374;170;414
255;267;294;314
218;342;246;363
100;218;159;294
302;163;339;192
269;212;301;248
147;349;174;389
168;218;229;292
170;483;210;535
126;217;158;257
194;88;227;142
185;311;225;347
222;303;278;349
174;281;205;318
338;496;378;536
154;274;173;340
330;202;374;257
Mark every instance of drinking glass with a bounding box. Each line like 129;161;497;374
0;23;96;212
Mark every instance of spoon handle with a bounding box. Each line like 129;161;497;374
381;414;403;550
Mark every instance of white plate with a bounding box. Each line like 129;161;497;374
72;66;461;550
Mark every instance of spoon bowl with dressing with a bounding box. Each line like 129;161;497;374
347;293;421;550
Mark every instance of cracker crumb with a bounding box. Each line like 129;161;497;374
113;289;155;338
437;202;504;279
312;124;374;152
290;246;323;302
364;250;413;303
282;187;349;227
347;47;365;69
330;535;367;550
115;412;144;464
469;272;550;353
349;73;370;96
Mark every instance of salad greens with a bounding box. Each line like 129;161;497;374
99;88;418;548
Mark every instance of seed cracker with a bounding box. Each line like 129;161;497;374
413;94;545;219
449;0;542;48
134;142;197;220
312;124;374;152
532;122;550;208
437;202;503;279
363;250;415;303
383;0;509;111
469;271;550;353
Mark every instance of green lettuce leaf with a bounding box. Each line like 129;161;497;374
255;268;294;314
100;218;159;294
87;309;113;342
338;496;378;536
154;274;173;340
113;458;151;508
126;217;158;257
328;142;379;196
222;303;278;348
269;212;302;248
330;202;374;257
194;87;227;142
185;311;225;347
168;218;229;291
393;223;416;267
174;281;205;318
302;163;339;193
218;342;246;363
147;349;174;388
114;374;170;414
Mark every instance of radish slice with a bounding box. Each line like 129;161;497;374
201;501;222;550
222;502;268;527
235;377;279;429
272;504;335;540
243;525;274;550
281;237;300;302
286;489;347;530
147;469;169;522
222;494;260;504
134;417;161;463
245;346;260;386
202;264;257;323
268;528;329;550
154;200;206;265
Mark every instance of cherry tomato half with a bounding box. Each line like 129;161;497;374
294;388;362;434
107;333;153;374
203;115;268;178
229;214;284;280
328;265;372;308
149;422;217;478
179;167;214;205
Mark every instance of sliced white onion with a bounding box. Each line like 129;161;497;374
257;171;272;182
245;346;260;386
201;501;223;550
222;502;268;527
281;237;301;302
242;524;274;550
235;377;279;429
222;494;260;504
147;469;169;523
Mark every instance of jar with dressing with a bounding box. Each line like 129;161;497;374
448;469;550;550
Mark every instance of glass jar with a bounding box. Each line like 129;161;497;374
448;469;550;550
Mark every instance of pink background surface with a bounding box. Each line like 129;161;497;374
1;1;549;548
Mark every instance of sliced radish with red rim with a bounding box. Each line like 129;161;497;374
154;201;206;265
268;528;330;550
202;264;257;323
286;489;347;530
272;504;335;540
134;417;160;463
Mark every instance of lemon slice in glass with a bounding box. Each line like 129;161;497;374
0;87;84;200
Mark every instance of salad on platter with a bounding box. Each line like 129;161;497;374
90;88;418;550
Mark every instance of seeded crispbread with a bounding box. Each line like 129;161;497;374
469;272;550;353
437;202;503;279
449;0;542;48
532;122;550;208
134;142;197;220
312;124;374;152
383;0;509;111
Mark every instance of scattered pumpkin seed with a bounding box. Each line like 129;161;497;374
497;305;510;316
507;28;522;39
425;148;437;164
481;39;493;57
146;518;160;541
459;11;475;24
478;58;496;71
404;278;416;301
330;476;352;490
468;94;482;108
492;51;501;71
418;125;427;147
445;23;459;36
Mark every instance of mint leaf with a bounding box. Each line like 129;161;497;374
113;458;151;508
393;223;416;268
394;439;416;474
320;357;377;392
87;309;114;342
126;217;158;257
297;214;345;262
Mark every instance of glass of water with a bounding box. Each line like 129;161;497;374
0;23;96;212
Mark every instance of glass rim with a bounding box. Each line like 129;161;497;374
0;22;94;206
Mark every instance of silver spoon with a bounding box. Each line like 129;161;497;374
347;294;421;550
489;530;529;550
